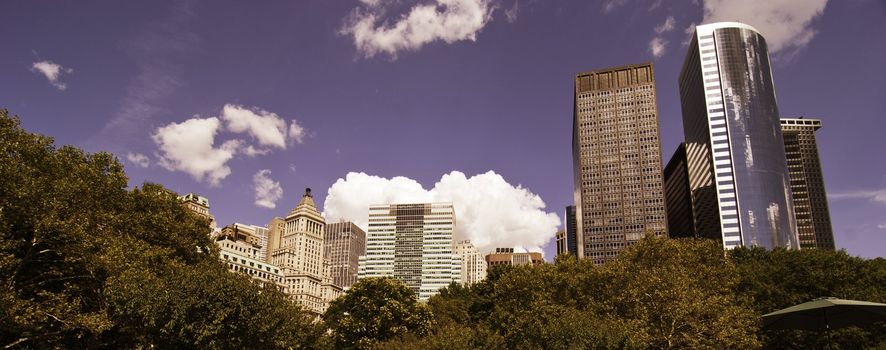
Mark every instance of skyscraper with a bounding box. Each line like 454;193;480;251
453;240;487;285
781;118;835;250
357;203;461;300
324;221;366;289
564;205;578;256
269;188;338;314
663;143;697;238
678;22;799;249
573;62;668;264
179;192;217;231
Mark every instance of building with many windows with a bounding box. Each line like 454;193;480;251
678;22;798;249
664;143;697;238
268;188;339;314
358;203;461;300
453;240;487;285
781;118;835;250
217;236;285;290
485;248;544;267
324;221;366;289
573;62;668;264
179;192;217;231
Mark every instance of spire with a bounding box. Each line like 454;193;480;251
297;187;316;209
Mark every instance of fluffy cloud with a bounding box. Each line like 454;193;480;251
341;0;493;59
654;15;675;34
829;189;886;205
701;0;828;56
222;104;289;149
253;169;284;209
152;117;241;186
323;171;560;254
31;60;73;90
125;152;150;167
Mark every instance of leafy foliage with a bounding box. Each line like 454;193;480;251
0;110;321;349
323;277;433;349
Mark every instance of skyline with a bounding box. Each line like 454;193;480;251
3;0;885;259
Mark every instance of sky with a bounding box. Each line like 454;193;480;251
2;0;885;259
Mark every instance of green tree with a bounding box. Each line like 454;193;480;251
731;247;886;349
0;110;322;349
323;277;432;349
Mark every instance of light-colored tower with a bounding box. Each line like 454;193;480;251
358;203;461;300
781;118;835;250
270;188;332;314
324;222;366;289
453;240;487;285
573;63;669;264
179;192;217;231
678;22;799;250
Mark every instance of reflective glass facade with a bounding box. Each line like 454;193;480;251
679;22;799;250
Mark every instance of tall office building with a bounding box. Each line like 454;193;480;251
663;143;697;237
678;22;798;249
324;221;366;289
357;203;461;300
781;118;835;250
573;62;668;264
556;230;568;257
563;205;578;256
453;240;487;285
269;188;338;314
221;223;270;261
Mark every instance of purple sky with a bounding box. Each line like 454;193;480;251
3;0;885;259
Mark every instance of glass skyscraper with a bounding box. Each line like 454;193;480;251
678;22;799;249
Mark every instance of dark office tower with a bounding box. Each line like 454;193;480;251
324;222;366;288
781;118;835;250
664;143;696;237
678;22;799;250
564;205;578;256
573;63;668;264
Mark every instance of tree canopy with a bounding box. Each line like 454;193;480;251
0;110;322;349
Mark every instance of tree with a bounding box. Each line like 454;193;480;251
0;109;322;349
323;277;432;349
731;247;886;349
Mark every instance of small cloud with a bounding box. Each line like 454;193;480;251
288;120;306;144
340;0;493;59
649;37;667;58
505;0;520;23
222;104;288;149
602;0;628;13
828;189;886;205
31;60;73;90
288;164;297;173
152;117;241;186
243;145;271;157
878;223;886;230
125;152;150;168
654;16;676;34
682;22;697;47
253;169;283;209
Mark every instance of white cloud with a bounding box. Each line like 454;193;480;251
602;0;628;13
654;15;675;34
125;152;150;168
222;104;289;149
649;37;667;58
701;0;828;57
288;120;306;144
341;0;493;59
323;171;560;254
31;60;73;90
878;223;886;230
253;169;284;209
243;145;271;157
829;189;886;205
152;117;241;186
